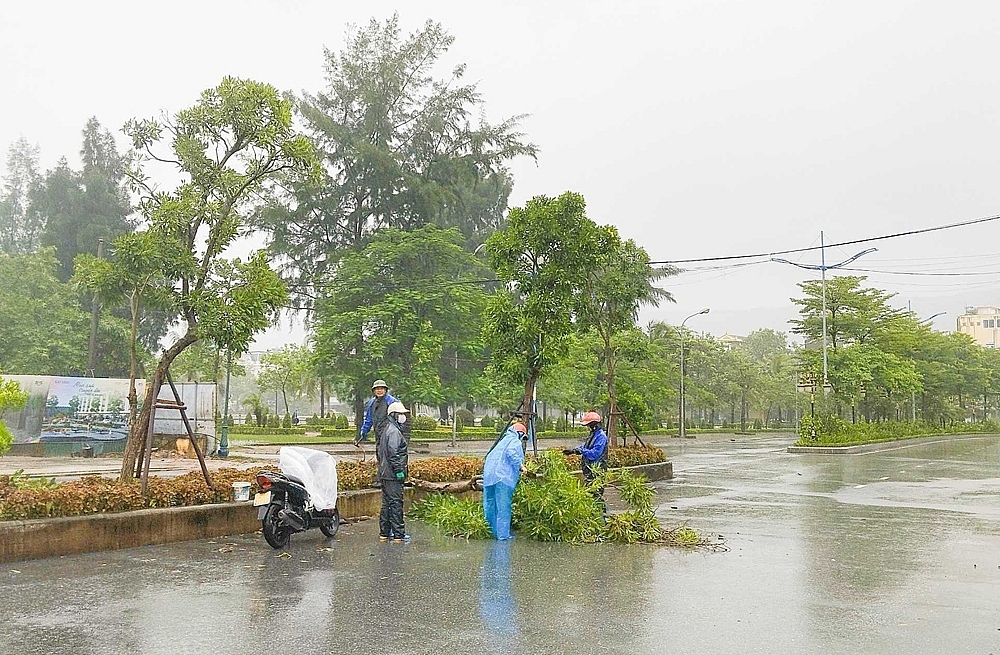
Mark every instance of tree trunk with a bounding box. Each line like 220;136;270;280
127;294;140;429
320;378;326;418
353;387;364;434
605;341;617;449
522;371;538;434
740;389;747;432
120;331;198;481
439;403;450;423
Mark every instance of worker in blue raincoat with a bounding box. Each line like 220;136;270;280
482;421;528;540
564;410;609;510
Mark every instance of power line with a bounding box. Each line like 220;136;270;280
838;267;1000;277
650;213;1000;264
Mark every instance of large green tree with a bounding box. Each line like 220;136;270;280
34;118;133;282
0;138;42;255
256;15;537;297
109;77;314;480
575;227;674;441
0;249;131;376
313;224;490;425
258;344;314;415
791;277;922;421
483;192;600;430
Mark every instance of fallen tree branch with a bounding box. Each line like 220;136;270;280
409;477;483;493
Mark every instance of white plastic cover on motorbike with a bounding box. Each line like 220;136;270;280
278;446;339;510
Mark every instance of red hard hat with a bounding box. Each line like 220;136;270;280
511;422;528;435
581;411;602;425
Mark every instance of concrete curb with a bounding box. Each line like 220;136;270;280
0;461;672;563
786;432;1000;454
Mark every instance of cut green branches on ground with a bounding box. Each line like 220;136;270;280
411;450;721;549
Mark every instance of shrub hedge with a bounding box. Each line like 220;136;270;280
0;446;668;521
228;426;307;436
796;416;1000;446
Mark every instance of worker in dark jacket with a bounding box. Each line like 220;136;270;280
377;401;410;543
355;379;398;446
564;410;609;509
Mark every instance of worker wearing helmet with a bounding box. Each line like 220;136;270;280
482;421;528;540
355;379;398;446
564;410;609;501
378;401;411;542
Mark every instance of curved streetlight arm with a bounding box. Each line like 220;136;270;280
681;307;710;327
771;248;877;271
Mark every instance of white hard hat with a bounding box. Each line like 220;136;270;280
387;401;409;415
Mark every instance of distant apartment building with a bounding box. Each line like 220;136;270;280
957;306;1000;347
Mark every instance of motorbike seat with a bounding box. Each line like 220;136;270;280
285;474;306;487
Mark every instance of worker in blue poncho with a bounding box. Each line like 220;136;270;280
564;410;609;511
482;421;528;540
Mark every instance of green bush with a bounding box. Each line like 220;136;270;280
305;415;339;427
282;413;292;428
455;408;475;427
244;412;254;426
0;375;28;456
796;417;1000;446
480;415;495;428
335;413;349;429
228;425;307;436
0;424;12;457
412;415;438;431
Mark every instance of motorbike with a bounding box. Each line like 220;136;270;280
254;469;341;549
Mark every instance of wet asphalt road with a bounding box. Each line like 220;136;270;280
2;434;1000;654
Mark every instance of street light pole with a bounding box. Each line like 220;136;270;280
772;236;877;386
679;308;710;438
219;350;232;458
86;237;105;375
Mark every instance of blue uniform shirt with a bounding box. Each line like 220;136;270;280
358;392;398;441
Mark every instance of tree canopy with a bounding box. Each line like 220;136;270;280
255;14;537;297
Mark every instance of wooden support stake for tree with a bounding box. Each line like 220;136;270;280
166;371;215;491
609;400;646;448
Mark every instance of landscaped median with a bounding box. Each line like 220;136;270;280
789;416;1000;452
0;446;670;562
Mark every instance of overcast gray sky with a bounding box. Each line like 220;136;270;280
4;0;1000;349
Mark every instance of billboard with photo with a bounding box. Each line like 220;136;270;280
2;376;215;444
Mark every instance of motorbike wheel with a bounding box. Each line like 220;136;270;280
262;504;291;549
319;508;341;538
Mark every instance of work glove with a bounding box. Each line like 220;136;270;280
562;449;576;456
395;471;405;480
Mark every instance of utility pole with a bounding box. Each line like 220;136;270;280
86;238;105;375
820;231;828;384
772;235;876;389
